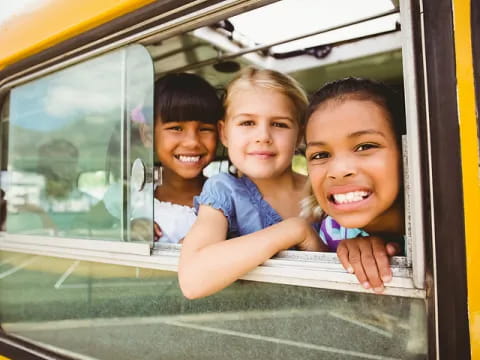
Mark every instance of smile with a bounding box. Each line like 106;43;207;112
248;151;275;158
175;155;201;163
330;191;371;204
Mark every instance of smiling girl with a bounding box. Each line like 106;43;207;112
304;77;405;292
179;68;327;299
152;73;223;244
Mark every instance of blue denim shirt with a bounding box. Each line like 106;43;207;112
194;173;282;238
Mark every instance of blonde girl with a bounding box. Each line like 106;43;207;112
179;68;327;299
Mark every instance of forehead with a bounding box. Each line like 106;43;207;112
226;86;296;117
306;99;395;141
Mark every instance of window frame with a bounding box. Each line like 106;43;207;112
0;0;426;299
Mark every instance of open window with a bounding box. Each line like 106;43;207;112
142;0;424;295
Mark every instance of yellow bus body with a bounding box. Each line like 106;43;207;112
453;0;480;357
0;0;156;71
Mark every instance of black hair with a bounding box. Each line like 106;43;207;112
305;77;406;143
154;73;224;125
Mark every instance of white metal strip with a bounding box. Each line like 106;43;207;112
0;233;150;255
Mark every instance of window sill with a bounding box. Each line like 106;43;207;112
0;233;425;298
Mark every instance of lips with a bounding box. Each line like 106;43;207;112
248;151;276;159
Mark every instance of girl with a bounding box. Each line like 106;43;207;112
102;73;222;243
304;77;405;293
179;68;327;299
151;72;223;244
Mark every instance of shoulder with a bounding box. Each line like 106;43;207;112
203;172;240;189
195;173;239;215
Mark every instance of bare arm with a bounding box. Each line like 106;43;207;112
179;205;326;299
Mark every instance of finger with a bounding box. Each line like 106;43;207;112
360;240;384;292
337;242;353;273
154;223;162;236
371;237;392;285
386;242;401;256
348;242;370;289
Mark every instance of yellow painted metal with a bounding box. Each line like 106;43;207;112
452;0;480;357
0;0;156;71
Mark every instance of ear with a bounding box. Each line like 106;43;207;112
218;120;228;148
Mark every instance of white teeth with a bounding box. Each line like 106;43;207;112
177;155;200;163
333;191;369;204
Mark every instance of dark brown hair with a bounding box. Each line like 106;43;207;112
305;77;406;143
154;73;223;125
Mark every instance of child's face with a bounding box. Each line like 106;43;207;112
154;120;217;179
220;86;300;180
305;99;401;230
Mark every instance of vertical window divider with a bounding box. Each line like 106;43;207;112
400;0;426;289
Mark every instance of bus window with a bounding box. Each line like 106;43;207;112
0;0;432;358
2;45;155;244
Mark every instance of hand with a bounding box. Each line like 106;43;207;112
336;236;401;293
131;219;162;242
154;222;162;241
295;218;329;252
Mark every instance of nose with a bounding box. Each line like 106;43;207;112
327;154;356;180
255;122;272;144
182;128;201;148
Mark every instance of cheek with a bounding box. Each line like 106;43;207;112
370;151;401;198
308;167;328;205
203;135;218;155
278;132;298;153
154;134;173;159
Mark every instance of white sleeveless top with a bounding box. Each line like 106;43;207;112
154;199;196;244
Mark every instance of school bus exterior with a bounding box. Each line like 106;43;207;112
0;0;478;359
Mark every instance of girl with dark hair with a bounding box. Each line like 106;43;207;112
304;77;405;293
152;72;223;243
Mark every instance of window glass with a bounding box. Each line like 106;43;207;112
3;45;154;243
0;251;427;359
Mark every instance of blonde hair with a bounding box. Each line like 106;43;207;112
223;67;308;126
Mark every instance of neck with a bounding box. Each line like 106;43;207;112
249;169;299;197
155;167;205;206
363;198;405;236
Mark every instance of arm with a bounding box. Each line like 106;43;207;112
336;236;401;293
179;205;326;299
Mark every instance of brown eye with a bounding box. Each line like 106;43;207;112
272;121;289;128
239;120;255;126
309;152;330;160
355;143;378;152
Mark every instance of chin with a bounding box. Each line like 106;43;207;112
330;214;371;230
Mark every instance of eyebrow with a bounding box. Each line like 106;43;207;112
306;129;387;148
231;113;294;122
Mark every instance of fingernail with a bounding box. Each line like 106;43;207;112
374;286;384;293
362;282;370;289
382;274;392;283
347;266;354;273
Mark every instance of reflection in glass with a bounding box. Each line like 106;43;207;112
0;252;427;360
4;45;154;243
